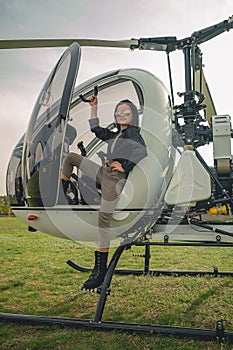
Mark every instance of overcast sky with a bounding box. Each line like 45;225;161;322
0;0;233;195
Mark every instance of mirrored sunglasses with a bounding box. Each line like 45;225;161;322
115;109;132;117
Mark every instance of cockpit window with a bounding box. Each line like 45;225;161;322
67;79;143;160
22;43;81;207
6;136;25;206
31;53;71;133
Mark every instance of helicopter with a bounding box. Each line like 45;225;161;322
1;15;233;342
4;16;233;246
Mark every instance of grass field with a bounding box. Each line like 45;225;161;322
0;217;233;350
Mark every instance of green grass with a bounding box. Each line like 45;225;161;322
0;217;233;350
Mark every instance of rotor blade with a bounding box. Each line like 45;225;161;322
192;15;233;45
0;38;139;50
195;70;217;124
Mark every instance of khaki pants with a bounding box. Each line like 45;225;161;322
62;152;126;248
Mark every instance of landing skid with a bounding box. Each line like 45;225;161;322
0;313;231;344
1;240;233;344
67;239;233;277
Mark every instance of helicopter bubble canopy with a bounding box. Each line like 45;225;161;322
10;42;174;246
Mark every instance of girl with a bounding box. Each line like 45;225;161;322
61;96;147;289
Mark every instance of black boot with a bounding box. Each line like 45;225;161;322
82;251;108;290
58;179;79;205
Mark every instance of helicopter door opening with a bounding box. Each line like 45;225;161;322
59;67;173;214
22;42;81;207
64;77;143;206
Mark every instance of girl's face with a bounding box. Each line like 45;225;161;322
114;103;133;127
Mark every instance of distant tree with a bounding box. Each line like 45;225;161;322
0;196;13;216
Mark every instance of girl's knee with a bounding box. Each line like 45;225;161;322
66;152;82;166
66;152;76;161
